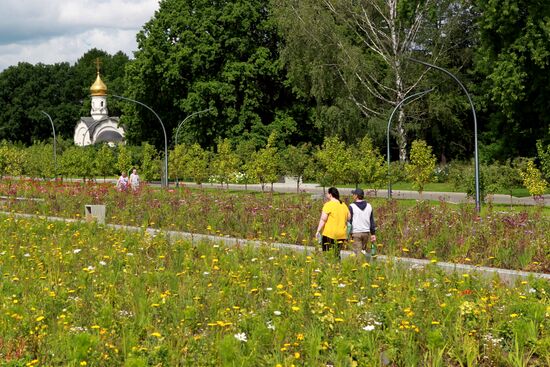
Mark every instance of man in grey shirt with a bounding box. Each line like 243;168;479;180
349;188;377;259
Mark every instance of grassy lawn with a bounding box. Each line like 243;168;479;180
331;182;541;197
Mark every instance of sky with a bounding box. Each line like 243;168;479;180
0;0;160;71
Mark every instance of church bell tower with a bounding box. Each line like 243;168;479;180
90;58;108;120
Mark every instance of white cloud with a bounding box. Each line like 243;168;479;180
0;0;159;70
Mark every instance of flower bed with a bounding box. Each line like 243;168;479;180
0;215;548;366
1;179;549;272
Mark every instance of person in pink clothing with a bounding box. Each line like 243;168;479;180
116;171;129;191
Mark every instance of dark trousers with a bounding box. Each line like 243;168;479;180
322;236;345;258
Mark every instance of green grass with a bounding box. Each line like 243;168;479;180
335;182;542;197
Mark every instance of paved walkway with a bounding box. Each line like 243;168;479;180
180;179;549;207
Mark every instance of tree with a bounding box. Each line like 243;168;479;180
95;144;115;182
485;160;523;206
0;49;129;144
356;135;386;194
281;143;312;193
24;142;55;179
123;0;314;151
249;132;281;191
536;132;550;181
169;144;187;183
0;142;26;178
474;0;550;160
141;142;160;182
405;139;436;195
315;136;353;187
60;146;96;181
184;143;210;186
273;0;462;159
211;139;240;188
520;160;548;202
0;63;81;143
235;139;258;189
116;145;132;176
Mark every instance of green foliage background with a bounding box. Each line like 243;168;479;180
0;0;548;165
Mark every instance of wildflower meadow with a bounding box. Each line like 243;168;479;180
0;214;549;366
1;179;549;272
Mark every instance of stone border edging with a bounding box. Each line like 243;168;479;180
3;211;549;286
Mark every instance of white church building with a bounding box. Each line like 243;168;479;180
74;68;125;146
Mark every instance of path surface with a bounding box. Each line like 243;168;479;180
11;176;548;206
179;178;549;207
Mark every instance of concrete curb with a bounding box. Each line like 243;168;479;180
3;211;549;286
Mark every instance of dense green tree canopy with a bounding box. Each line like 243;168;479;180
0;49;129;144
0;0;548;165
474;0;550;159
123;0;315;150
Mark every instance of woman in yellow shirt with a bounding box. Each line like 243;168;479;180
315;187;350;257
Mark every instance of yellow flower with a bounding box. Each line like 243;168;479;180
80;362;87;366
291;306;300;312
35;316;45;322
510;313;519;318
431;321;440;325
151;332;162;338
294;352;300;359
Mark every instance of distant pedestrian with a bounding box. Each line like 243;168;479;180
116;171;129;191
315;187;350;258
348;188;377;260
129;168;140;190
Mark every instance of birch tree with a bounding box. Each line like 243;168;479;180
273;0;452;161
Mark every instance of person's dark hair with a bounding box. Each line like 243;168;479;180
328;187;341;203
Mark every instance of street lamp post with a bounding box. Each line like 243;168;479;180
408;57;481;212
40;111;57;179
111;95;169;188
386;88;433;199
174;108;213;187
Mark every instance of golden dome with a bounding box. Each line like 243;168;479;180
90;72;107;96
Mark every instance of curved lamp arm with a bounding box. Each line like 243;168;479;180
386;88;434;198
111;94;169;188
407;57;480;212
40;111;57;178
